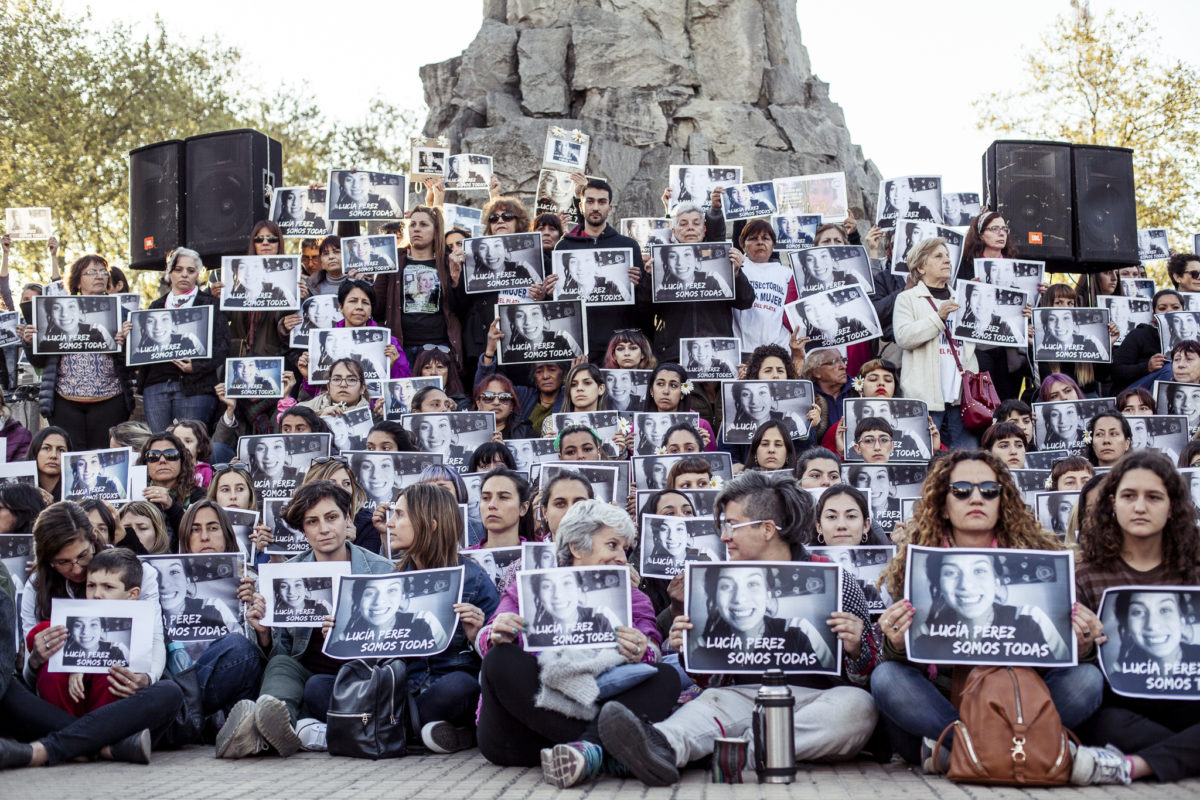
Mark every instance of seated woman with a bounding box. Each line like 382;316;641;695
473;372;535;440
136;432;207;551
293;358;378;452
301;456;378;554
411;347;468;409
1086;410;1132;468
643;364;715;451
168;419;214;490
981;421;1027;470
744;420;795;471
794;446;843;489
25;426;71;501
118;501;170;555
464;467;536;551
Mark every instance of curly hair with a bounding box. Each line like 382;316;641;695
139;431;197;504
744;344;796;380
879;450;1061;599
1079;450;1200;583
482;196;531;236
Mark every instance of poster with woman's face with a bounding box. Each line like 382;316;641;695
808;546;895;619
841;463;927;536
720;380;814;445
401;412;496;473
550;248;634;306
47;598;155;675
496;300;587;365
1032;399;1113;455
638;515;723;578
460;546;522;591
1032;491;1080;542
322;568;463;659
141;553;242;661
651;242;735;303
842;398;931;463
1097;586;1200;700
904;545;1077;667
61;447;131;505
682;561;841;674
33;295;120;355
259;561;352;628
517;566;631;650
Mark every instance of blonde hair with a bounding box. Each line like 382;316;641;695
119;501;171;554
904;237;949;289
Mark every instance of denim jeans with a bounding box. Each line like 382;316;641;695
142;379;218;433
194;633;262;716
929;405;979;450
871;660;1104;763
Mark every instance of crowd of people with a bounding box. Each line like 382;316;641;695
0;167;1196;789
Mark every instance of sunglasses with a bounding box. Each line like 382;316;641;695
314;455;349;466
1185;270;1200;281
253;236;280;244
478;391;513;404
947;481;1002;500
487;212;517;223
213;462;251;474
422;344;451;353
145;448;182;463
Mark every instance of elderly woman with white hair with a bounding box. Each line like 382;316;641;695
475;500;679;787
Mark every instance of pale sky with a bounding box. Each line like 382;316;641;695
62;0;1198;201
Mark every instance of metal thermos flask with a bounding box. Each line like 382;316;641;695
752;669;795;784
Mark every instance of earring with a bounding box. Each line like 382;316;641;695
816;532;825;544
860;531;868;544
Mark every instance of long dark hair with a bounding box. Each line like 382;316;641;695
746;421;796;470
33;501;98;621
139;432;197;503
0;483;48;533
480;467;534;542
246;220;284;255
644;363;691;412
958;211;1018;274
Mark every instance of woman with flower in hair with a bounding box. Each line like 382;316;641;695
642;364;715;451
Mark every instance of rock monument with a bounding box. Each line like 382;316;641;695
420;0;882;221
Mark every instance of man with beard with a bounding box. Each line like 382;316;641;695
553;179;649;362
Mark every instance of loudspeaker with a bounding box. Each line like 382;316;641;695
128;140;185;269
184;129;281;258
983;140;1074;264
1071;144;1138;266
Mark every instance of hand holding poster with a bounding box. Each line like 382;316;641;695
61;447;131;504
720;380;813;444
220;256;300;311
33;295;120;355
323;568;463;659
260;562;352;627
951;281;1028;347
517;566;631;651
1097;586;1200;700
783;284;881;350
903;545;1076;667
682;561;841;674
48;599;155;674
463;233;543;293
651;242;735;303
551;248;634;305
327;170;406;221
495;300;586;364
638;515;723;578
142;553;243;661
126;307;212;366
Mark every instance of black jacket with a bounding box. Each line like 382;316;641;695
141;291;231;397
1111;323;1161;394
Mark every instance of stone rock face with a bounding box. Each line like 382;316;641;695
420;0;882;220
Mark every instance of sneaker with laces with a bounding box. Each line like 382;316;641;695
597;702;680;787
1070;742;1132;785
295;719;327;752
541;741;603;789
920;736;950;774
254;695;302;757
420;721;475;754
216;699;267;759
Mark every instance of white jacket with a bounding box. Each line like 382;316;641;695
893;281;977;412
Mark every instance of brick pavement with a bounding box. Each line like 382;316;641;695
5;748;1197;799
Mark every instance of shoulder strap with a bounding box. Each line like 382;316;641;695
925;295;964;373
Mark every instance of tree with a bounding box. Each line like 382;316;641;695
975;1;1200;253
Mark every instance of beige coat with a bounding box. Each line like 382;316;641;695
893;281;977;412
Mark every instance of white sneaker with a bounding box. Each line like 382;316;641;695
295;719;327;752
1070;742;1131;785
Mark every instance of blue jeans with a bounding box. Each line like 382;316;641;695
929;405;979;450
302;669;480;727
142;379;218;433
194;633;262;716
871;660;1103;763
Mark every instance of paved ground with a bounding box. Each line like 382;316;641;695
6;748;1197;799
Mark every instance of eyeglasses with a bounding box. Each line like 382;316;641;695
947;481;1002;500
478;391;513;404
719;518;767;536
51;548;94;570
819;356;846;367
213;462;251;474
422;344;451;353
81;269;109;279
313;455;349;466
487;212;517;223
253;236;280;244
984;226;1010;234
857;435;892;447
145;448;182;463
329;376;362;386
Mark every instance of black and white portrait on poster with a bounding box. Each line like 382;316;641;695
667;165;742;215
1033;398;1111;454
952;282;1028;347
551;410;621;446
463;233;543;294
720;380;813;444
772;172;849;222
220;256;300;311
5;207;52;240
1024;450;1068;470
33;295;119;355
326;170;405;221
721;182;777;221
1010;469;1051;506
348;451;444;511
1137;228;1170;261
1153;381;1200;435
225;508;258;565
507;438;558;474
633;452;733;491
0;534;34;589
1180;292;1200;312
972;258;1044;301
843;398;933;462
876;176;942;230
460;547;523;592
410;136;450;182
48;599;154;675
324;568;463;659
0;310;19;347
1034;490;1079;542
61;448;130;503
269;186;330;237
0;461;38;488
683;561;841;675
784;284;881;350
601;369;651;414
771;214;821;248
941;192;981;226
540;463;620;506
444;154;493;192
443;204;483;238
260;562;352;628
633;412;700;456
1099;295;1152;347
289;295;342;349
384;376;443;419
680;337;739;379
535;169;579;224
635;489;718;523
1121;278;1156;300
237;433;332;499
342;235;399;276
619;218;672;250
1127;415;1188;465
651;242;734;303
308;327;389;384
904;545;1076;668
1097;586;1200;700
638;515;723;578
324;406;373;453
262;498;308;557
517;566;631;651
1032;308;1111;363
841;463;927;536
551;248;634;306
890;221;964;274
523;542;557;571
1156;311;1200;353
543;127;589;172
788;245;874;297
808;546;895;619
496;300;586;364
126;306;211;366
141;553;242;661
225;357;284;399
402;412;496;473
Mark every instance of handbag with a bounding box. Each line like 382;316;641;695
326;659;421;759
925;297;1000;432
932;666;1074;786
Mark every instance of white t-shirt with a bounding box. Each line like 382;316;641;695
733;260;793;352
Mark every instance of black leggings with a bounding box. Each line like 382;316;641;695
50;394;129;451
1082;694;1200;782
477;643;681;767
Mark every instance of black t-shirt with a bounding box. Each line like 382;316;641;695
400;258;449;348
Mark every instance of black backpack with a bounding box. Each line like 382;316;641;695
326;659;422;759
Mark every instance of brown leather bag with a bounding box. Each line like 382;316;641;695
932;666;1074;786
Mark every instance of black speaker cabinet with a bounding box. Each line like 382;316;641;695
184;129;281;258
128;140;185;269
983;140;1074;264
1071;144;1138;267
